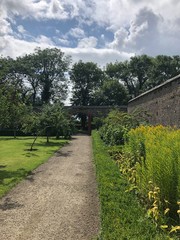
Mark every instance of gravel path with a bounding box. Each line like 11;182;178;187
0;134;100;240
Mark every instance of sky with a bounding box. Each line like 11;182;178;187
0;0;180;67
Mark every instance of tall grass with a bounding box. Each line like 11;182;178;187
124;126;180;226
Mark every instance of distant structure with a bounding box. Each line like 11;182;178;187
65;105;127;134
128;74;180;127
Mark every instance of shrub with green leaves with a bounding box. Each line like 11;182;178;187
99;110;141;145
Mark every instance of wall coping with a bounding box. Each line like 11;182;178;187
128;74;180;103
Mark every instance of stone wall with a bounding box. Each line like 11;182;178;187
128;74;180;127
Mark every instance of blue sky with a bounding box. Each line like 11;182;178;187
0;0;180;67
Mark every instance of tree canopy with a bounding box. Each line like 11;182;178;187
106;55;180;98
0;48;71;106
92;79;128;106
70;61;104;106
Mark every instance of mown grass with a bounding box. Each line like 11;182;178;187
0;136;68;197
92;130;171;240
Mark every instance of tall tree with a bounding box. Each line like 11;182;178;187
106;55;153;98
147;55;180;88
70;61;104;106
35;48;71;104
92;79;128;106
0;84;28;137
70;61;104;129
16;48;71;105
0;56;32;104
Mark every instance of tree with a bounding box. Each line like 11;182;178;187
0;84;28;137
0;56;32;105
39;103;73;142
92;79;128;106
0;57;11;84
22;103;74;147
14;48;71;106
70;61;104;129
106;55;153;98
70;61;104;106
146;55;180;89
34;48;71;104
129;55;153;95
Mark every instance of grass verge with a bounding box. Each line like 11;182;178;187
0;136;68;197
92;130;171;240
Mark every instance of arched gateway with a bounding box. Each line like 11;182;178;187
64;105;127;135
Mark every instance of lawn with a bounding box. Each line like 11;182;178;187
0;136;68;197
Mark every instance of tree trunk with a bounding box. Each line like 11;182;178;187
30;135;37;151
13;129;17;138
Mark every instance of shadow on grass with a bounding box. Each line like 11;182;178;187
33;141;67;148
23;141;67;149
0;137;15;141
0;168;29;186
0;137;35;141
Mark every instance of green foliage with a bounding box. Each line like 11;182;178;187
70;60;104;106
0;48;71;106
146;55;180;89
23;103;75;141
0;136;68;197
33;47;71;104
0;84;28;137
40;103;74;138
99;110;141;145
92;131;169;240
106;55;180;98
92;78;128;105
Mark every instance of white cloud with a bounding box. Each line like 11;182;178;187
0;35;40;58
108;7;180;55
64;47;133;67
45;0;69;20
0;0;48;19
0;19;12;36
78;36;98;48
35;35;54;45
17;25;26;34
68;27;85;38
0;33;132;67
56;38;70;46
0;0;180;66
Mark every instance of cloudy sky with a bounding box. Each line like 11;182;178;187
0;0;180;66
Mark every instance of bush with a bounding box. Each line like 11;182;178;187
99;110;142;145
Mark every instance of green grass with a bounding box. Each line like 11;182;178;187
0;136;68;197
92;130;172;240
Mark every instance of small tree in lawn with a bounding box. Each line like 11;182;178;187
39;103;73;143
22;110;41;151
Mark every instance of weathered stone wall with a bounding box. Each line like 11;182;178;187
128;74;180;127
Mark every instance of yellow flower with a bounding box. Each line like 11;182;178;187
164;208;170;215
